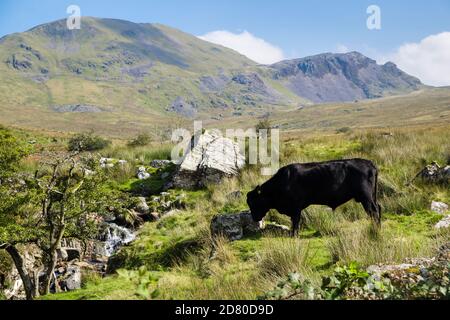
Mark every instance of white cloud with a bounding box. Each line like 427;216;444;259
388;32;450;87
198;30;285;65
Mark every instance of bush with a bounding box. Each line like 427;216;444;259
128;133;152;148
67;132;111;152
336;127;351;134
256;117;271;132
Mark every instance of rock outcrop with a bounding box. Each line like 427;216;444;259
270;51;421;103
170;130;245;189
415;162;450;184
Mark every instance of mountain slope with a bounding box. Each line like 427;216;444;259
0;17;296;122
270;52;422;103
0;18;426;135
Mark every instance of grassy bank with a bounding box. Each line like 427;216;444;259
37;124;450;300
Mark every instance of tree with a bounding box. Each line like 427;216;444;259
0;126;28;179
0;148;110;299
67;131;111;152
256;117;272;132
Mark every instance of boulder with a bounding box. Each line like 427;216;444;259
150;160;172;169
137;166;150;180
171;130;245;189
135;197;150;214
60;266;81;291
417;162;450;184
100;157;114;168
431;201;449;215
211;212;264;241
435;215;450;229
227;191;243;201
163;209;182;218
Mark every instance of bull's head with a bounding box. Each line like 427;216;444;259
247;185;270;222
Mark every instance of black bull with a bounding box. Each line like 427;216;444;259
247;159;381;236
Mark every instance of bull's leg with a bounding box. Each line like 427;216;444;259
291;212;302;237
361;198;381;228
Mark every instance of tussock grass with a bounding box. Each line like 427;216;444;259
43;125;450;300
327;221;435;267
257;238;314;278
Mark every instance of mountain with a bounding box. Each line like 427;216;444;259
0;17;424;135
270;52;422;103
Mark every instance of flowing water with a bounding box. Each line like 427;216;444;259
99;223;136;257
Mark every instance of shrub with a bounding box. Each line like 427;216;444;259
67;132;111;152
128;133;152;148
256;117;272;132
336;127;352;134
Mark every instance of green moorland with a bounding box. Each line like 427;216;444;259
0;17;302;137
24;124;448;300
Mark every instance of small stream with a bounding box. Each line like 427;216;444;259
98;223;136;257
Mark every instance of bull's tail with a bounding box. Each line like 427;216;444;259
373;168;381;225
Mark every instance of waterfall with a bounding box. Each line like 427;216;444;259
99;223;136;257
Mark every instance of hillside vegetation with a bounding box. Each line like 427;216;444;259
33;125;449;300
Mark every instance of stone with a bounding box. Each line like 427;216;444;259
227;191;243;200
150;160;172;168
417;162;450;184
137;166;150;180
100;157;114;168
435;215;450;229
171;130;245;189
60;266;81;291
135;197;150;214
431;201;449;214
83;169;95;176
211;212;264;241
163;209;182;218
264;223;291;235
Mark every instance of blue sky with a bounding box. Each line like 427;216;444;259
0;0;449;85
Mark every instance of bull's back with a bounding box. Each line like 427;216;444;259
282;159;377;206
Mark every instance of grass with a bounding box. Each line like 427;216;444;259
16;124;450;300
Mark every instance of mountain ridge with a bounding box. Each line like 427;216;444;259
0;17;425;134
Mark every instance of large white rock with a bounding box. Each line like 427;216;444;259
172;130;245;189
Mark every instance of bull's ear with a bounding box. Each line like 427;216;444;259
256;185;262;194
